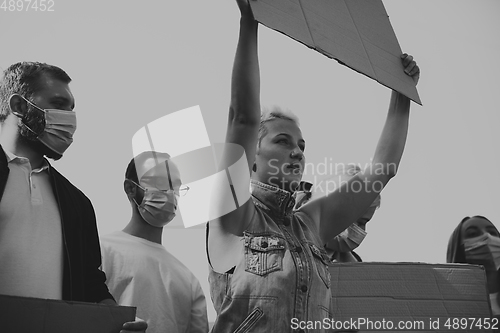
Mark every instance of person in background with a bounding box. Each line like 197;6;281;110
294;165;381;263
326;197;380;263
0;61;146;332
206;0;420;331
101;151;208;333
447;215;500;319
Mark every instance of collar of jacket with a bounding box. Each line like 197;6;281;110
0;145;10;202
250;179;296;217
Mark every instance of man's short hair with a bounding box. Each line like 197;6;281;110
0;62;71;122
125;151;172;184
257;106;300;147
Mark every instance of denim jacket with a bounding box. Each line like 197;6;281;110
208;180;333;332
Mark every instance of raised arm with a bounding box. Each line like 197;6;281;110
226;0;260;174
208;0;261;272
301;54;420;244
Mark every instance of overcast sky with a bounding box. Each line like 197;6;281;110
1;0;499;321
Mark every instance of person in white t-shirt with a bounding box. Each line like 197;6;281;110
101;151;208;333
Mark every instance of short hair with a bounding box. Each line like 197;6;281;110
257;106;300;147
125;157;140;185
125;151;172;184
0;62;71;122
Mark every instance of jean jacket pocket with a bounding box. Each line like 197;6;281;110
244;232;286;276
309;243;331;289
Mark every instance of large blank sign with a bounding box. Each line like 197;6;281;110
249;0;422;105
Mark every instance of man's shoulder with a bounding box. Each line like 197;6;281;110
100;231;130;249
99;232;136;269
162;250;202;283
101;232;158;260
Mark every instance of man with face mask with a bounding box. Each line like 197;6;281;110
0;62;146;332
100;151;208;333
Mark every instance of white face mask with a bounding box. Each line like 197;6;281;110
14;96;77;156
463;233;500;271
327;223;367;253
131;180;177;228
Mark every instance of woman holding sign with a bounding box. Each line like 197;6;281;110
206;0;420;331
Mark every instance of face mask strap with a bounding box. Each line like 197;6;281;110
16;94;46;114
129;179;146;192
132;197;142;210
19;119;40;136
127;179;146;208
10;94;46;136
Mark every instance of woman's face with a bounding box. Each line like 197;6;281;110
254;118;305;192
461;217;500;241
460;217;500;293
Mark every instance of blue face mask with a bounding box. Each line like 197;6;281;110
13;95;77;156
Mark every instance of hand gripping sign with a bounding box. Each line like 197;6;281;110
132;105;251;228
248;0;421;105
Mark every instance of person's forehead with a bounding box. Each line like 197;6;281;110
166;161;181;184
265;118;303;139
34;74;75;106
462;217;495;231
140;159;182;189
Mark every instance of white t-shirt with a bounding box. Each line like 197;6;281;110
100;231;208;333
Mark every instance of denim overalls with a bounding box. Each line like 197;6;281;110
209;180;333;332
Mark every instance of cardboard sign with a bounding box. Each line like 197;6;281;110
0;294;136;333
249;0;422;105
329;262;492;332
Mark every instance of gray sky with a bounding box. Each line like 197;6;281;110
1;0;499;321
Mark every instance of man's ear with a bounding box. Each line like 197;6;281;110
124;179;136;200
9;94;28;118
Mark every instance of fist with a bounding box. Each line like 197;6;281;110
401;53;420;85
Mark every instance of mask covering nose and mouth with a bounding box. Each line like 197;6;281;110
134;187;177;228
13;95;77;156
463;233;500;272
327;223;367;253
